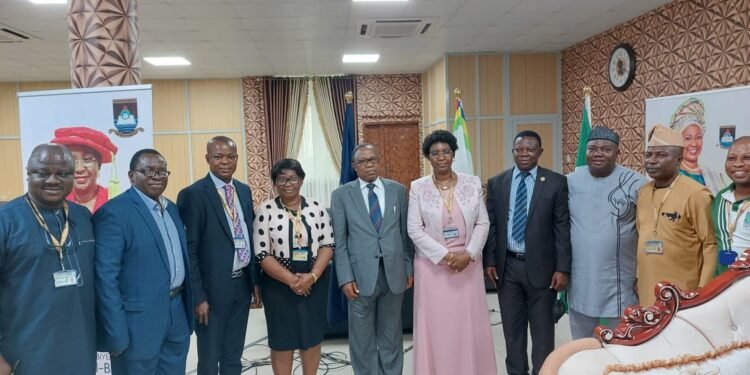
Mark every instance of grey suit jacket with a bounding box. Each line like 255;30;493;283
332;178;413;297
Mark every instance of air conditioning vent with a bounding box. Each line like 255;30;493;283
0;23;34;43
357;18;437;38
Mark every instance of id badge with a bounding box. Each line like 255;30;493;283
644;240;664;255
53;270;78;288
443;227;459;240
292;249;309;262
234;238;247;250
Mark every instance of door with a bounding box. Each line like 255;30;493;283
363;121;421;188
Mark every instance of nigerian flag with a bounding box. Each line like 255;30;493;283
575;94;592;168
452;97;474;175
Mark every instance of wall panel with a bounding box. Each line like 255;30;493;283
189;79;242;131
480;119;504;180
510;53;558;115
429;58;446;123
150;80;187;132
18;81;70;92
447;55;477;118
0;83;19;137
154;134;190;200
479;55;503;116
0;140;23;199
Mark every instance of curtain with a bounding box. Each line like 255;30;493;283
285;78;308;159
312;77;343;172
297;83;339;208
330;76;355;135
264;78;291;167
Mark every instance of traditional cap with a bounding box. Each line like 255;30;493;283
670;97;705;132
51;126;118;163
647;124;683;147
587;125;620;145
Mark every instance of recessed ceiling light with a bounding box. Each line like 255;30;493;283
28;0;67;4
144;57;191;66
343;54;380;63
352;0;407;2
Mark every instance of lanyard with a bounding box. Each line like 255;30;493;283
651;175;679;236
25;195;69;269
433;174;455;217
725;198;750;245
219;185;239;223
282;204;305;248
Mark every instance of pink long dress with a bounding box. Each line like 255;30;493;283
413;199;497;375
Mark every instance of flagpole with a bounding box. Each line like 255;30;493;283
583;86;592;124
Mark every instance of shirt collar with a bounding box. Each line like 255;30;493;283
359;177;384;191
209;171;233;190
514;166;538;180
134;187;167;211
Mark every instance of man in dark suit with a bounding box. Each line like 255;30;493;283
94;149;194;375
177;136;259;375
484;130;571;375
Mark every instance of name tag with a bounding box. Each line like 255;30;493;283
292;249;309;262
234;238;247;250
53;270;79;288
443;227;459;240
644;240;664;255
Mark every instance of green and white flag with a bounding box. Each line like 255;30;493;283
575;94;592;168
452;98;474;175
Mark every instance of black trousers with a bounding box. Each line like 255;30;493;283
498;256;556;375
195;275;252;375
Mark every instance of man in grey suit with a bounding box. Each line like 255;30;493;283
332;143;413;375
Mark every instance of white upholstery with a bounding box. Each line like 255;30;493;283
546;276;750;375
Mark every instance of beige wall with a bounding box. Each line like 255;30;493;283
0;79;246;201
422;52;560;181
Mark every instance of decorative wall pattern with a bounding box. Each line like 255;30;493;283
561;0;750;173
355;74;423;140
68;0;141;88
242;77;273;204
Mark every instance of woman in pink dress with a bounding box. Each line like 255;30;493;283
407;130;497;375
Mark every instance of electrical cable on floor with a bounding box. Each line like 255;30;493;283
489;308;503;326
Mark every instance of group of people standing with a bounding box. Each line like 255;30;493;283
0;121;748;375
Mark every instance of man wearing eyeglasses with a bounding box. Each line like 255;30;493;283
483;130;571;375
0;144;97;375
331;143;413;375
94;148;194;375
177;136;260;375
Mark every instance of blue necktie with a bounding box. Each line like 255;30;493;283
367;183;382;233
511;172;529;246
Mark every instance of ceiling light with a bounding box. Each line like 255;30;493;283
144;57;191;66
352;0;408;2
343;54;380;63
28;0;67;4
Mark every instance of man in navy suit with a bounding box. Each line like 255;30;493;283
484;130;571;375
94;149;193;375
177;136;259;375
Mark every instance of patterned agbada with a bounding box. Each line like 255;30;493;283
636;176;717;306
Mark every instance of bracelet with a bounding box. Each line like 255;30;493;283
310;271;318;283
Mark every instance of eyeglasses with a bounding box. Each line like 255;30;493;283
429;150;453;158
210;154;238;162
353;157;380;167
134;169;171;178
74;157;99;168
512;147;538;155
276;176;301;186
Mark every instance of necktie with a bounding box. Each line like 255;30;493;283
367;183;382;233
511;172;529;246
223;185;250;264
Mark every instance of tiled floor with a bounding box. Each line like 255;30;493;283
185;292;573;375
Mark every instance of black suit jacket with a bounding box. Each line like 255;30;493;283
177;174;257;308
483;166;571;289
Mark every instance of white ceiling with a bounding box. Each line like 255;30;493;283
0;0;672;81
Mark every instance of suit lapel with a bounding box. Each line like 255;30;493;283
128;188;170;271
383;179;395;224
528;167;545;219
234;180;254;227
349;181;377;235
501;171;513;227
202;176;233;239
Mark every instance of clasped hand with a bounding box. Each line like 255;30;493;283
288;273;315;297
444;251;471;272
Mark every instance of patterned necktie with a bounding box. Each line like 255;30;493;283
511;172;530;245
367;183;382;233
223;184;250;264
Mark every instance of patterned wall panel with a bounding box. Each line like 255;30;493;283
241;77;273;204
356;74;423;139
68;0;141;88
561;0;750;173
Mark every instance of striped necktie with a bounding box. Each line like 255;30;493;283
223;184;250;264
511;172;530;246
367;183;382;233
